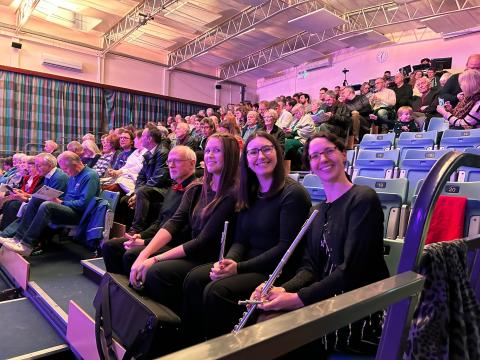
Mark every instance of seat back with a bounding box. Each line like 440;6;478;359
353;149;400;179
458;149;480;182
440;128;480;151
384;238;404;276
302;174;325;205
427;117;449;132
397;130;437;158
400;149;453;201
100;190;120;213
359;133;395;150
354;176;408;238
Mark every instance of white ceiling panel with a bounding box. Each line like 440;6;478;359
421;8;480;33
288;8;347;33
338;30;390;48
262;59;296;73
282;48;325;65
311;39;349;53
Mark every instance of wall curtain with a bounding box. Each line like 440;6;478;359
0;68;212;154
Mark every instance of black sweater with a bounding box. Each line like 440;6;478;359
142;175;196;245
282;185;389;306
162;183;236;262
227;178;311;276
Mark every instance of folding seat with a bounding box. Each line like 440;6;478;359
352;149;399;179
345;149;356;176
439;128;480;151
399;149;453;202
302;173;325;205
358;133;395;151
427;117;449;132
458;148;480;182
397;130;437;159
353;176;408;241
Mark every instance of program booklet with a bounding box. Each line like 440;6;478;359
32;185;64;200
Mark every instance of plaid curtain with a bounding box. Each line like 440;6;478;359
0;68;212;155
104;90;208;129
0;70;103;154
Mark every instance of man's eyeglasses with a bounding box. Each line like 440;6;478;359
309;147;337;161
246;145;275;157
167;159;191;165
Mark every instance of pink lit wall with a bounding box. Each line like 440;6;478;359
256;33;480;101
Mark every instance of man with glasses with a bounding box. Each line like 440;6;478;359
102;146;197;275
369;78;397;131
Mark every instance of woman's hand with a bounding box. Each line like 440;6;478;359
129;254;149;286
209;259;237;281
257;288;304;312
123;233;145;250
436;104;449;117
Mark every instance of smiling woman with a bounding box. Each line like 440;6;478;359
182;131;311;344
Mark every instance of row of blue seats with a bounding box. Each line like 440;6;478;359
349;148;480;200
360;126;480;155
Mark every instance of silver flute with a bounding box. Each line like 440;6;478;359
219;221;229;262
232;209;319;334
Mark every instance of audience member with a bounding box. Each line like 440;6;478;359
171;123;198;150
411;77;440;129
242;111;261;142
0;152;100;256
342;87;373;141
393;73;413;108
394;106;419;137
276;100;294;129
127;127;170;234
93;134;119;177
44;140;60;157
112;131;135;170
437;69;480;129
284;104;315;169
369;78;397;130
183;131;310;341
102;146;197;275
440;54;480;107
129;133;239;313
66;141;84;158
250;132;389;354
262;109;285;151
81;140;101;168
318;90;351;140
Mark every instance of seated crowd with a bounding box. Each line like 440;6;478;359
0;53;478;356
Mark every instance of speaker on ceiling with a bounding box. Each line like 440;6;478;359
11;41;22;49
215;84;222;90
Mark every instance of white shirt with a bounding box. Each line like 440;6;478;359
115;148;147;195
276;109;294;129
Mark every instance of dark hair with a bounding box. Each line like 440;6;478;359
196;133;239;220
135;129;143;139
421;58;431;63
302;132;346;170
320;87;328;92
201;117;216;132
122;130;134;141
302;93;311;101
286;99;297;108
237;131;286;210
147;127;163;144
218;120;240;136
105;134;120;151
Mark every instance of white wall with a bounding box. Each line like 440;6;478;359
0;32;247;106
256;33;480;101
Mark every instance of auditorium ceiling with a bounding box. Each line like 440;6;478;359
0;0;479;83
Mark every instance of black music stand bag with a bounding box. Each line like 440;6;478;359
94;272;181;360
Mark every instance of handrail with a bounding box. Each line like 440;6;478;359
377;151;480;359
158;272;424;360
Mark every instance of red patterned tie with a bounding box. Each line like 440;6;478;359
171;183;184;192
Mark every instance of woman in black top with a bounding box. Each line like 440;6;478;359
129;133;239;312
182;131;311;343
251;132;389;353
262;109;286;152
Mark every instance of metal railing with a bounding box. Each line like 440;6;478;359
158;272;424;360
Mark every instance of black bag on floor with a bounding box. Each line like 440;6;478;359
94;272;181;360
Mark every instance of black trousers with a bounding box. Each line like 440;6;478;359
130;186;164;233
182;263;267;342
144;258;202;314
102;237;172;275
0;200;22;230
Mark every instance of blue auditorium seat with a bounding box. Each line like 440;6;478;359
440;128;480;151
427;117;449;132
397;130;437;158
352;149;400;179
353;176;408;240
458;148;480;182
302;174;326;205
359;133;395;151
399;149;453;202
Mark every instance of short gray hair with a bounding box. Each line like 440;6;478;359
58;151;82;166
170;145;197;163
36;152;57;167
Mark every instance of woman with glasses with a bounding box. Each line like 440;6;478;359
182;131;311;343
128;133;238;314
250;132;389;355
